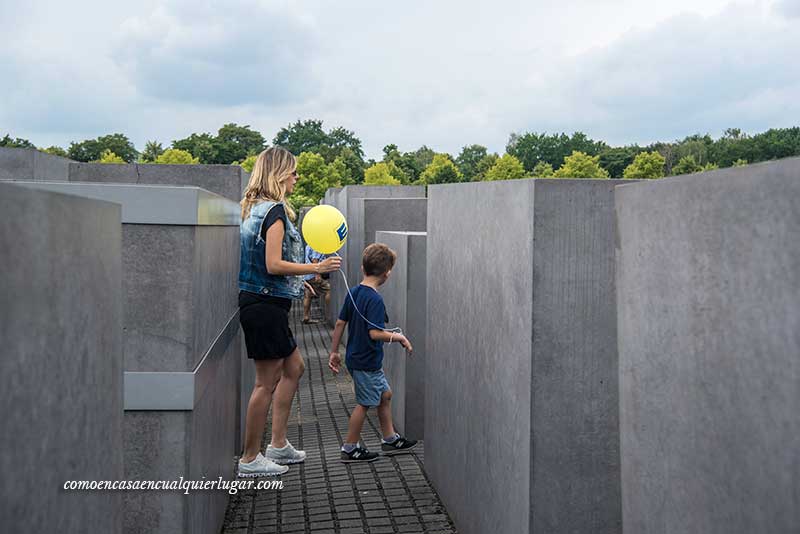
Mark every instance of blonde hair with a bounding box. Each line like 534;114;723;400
240;147;297;221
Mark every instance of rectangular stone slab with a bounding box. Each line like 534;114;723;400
375;231;427;439
426;178;625;534
615;158;800;534
0;182;123;534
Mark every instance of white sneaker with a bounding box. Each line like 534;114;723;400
266;440;307;465
237;452;289;477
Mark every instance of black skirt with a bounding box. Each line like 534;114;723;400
238;291;297;360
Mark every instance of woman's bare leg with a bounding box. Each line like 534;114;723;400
270;348;306;448
241;359;284;463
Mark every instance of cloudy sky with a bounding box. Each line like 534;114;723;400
1;0;798;158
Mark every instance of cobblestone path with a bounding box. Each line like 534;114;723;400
221;306;457;534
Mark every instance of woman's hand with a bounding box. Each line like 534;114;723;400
328;352;342;374
316;256;342;274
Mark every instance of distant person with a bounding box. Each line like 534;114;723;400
328;243;417;462
302;244;331;324
238;147;341;477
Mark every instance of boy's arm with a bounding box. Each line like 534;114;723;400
330;319;346;352
328;319;347;374
369;329;413;354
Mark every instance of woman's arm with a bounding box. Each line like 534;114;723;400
265;219;340;276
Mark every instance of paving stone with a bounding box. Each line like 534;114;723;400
218;307;456;533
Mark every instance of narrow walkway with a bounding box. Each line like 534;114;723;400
221;305;457;534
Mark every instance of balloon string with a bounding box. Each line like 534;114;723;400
332;252;403;336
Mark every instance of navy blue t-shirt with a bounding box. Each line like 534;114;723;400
339;285;388;371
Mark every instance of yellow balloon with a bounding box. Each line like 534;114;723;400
302;205;348;254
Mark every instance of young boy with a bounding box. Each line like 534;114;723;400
328;243;417;463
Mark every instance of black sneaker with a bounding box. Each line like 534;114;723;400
340;446;379;463
380;436;418;455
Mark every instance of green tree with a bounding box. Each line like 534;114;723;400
41;146;68;157
410;146;436;171
701;162;719;172
484;154;527;181
291;152;346;204
672;155;702;175
154;148;199;165
473;153;499;181
507;131;607;172
553;151;609;179
68;133;138;162
0;134;35;148
172;133;219;164
647;141;678;175
623;151;665;179
140;140;165;163
455;144;488;181
750;127;800;161
95;149;125;164
363;163;401;185
418;154;463;185
273;119;365;182
215;123;266;164
532;161;554;177
733;158;748;167
235;154;258;173
672;134;713;168
599;146;642;178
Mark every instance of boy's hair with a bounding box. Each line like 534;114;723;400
362;243;396;276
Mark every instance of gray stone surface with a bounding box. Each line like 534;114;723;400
123;225;238;372
69;162;246;201
324;185;425;325
0;183;123;534
123;319;241;534
13;182;239;225
615;159;800;534
376;231;427;439
426;179;624;534
0;146;71;181
346;198;427;286
116;192;241;534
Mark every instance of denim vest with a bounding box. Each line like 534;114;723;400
239;200;304;299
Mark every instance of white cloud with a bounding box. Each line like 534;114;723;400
774;0;800;17
1;0;798;158
115;0;319;106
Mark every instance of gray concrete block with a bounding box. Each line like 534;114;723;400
426;178;624;534
136;164;244;202
615;159;800;534
376;231;427;439
69;161;139;183
123;316;241;534
346;198;427;284
0;146;71;181
324;185;425;325
123;224;238;372
329;196;427;326
0;183;123;534
69;162;245;201
14;182;239;225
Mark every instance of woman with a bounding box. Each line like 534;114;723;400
237;147;341;477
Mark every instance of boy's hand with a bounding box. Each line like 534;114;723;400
328;352;342;374
397;335;413;355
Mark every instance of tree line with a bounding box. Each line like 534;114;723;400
3;122;799;207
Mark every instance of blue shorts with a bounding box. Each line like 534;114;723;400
350;369;390;407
